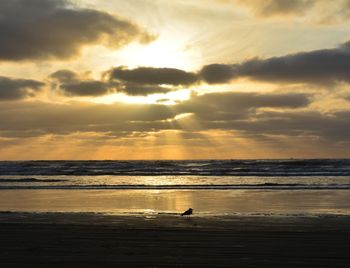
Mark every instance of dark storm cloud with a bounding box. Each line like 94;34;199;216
186;92;310;109
0;0;153;61
176;92;311;120
235;0;314;17
59;81;111;96
258;0;313;16
65;66;199;96
107;67;198;86
0;101;176;136
200;41;350;85
50;70;79;83
199;64;235;84
0;76;44;100
50;69;113;96
119;83;173;96
233;0;350;24
225;110;350;142
50;69;173;96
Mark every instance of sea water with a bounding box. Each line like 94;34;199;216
0;159;349;216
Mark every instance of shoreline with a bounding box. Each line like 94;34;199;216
1;211;350;231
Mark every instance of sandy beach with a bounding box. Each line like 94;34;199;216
1;212;350;267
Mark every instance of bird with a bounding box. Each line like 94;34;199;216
181;208;193;216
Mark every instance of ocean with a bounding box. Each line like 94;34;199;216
1;159;350;216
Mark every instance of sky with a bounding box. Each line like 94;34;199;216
1;0;350;160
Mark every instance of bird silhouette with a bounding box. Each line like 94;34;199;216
181;208;193;216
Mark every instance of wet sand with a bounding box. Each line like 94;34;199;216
1;189;350;215
1;212;350;267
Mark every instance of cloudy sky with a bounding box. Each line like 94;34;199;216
1;0;350;159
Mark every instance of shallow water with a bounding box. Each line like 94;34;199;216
1;189;350;216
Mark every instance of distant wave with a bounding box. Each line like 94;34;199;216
1;183;350;190
1;159;350;176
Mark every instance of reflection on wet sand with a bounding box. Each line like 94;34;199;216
0;189;350;216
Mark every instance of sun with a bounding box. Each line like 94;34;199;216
132;40;190;69
111;34;200;71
